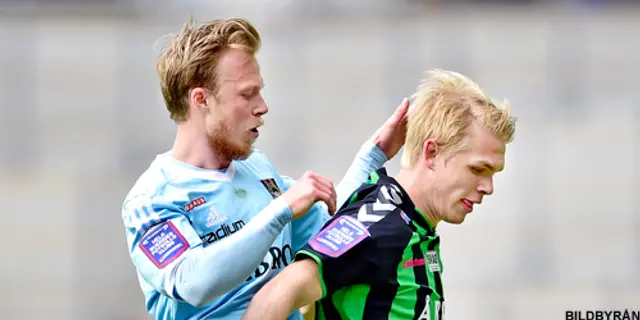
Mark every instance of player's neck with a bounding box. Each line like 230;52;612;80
395;167;441;228
171;124;232;170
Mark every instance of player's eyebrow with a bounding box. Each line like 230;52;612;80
474;161;503;172
237;79;264;92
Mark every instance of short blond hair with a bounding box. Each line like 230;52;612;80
156;17;261;122
401;69;516;168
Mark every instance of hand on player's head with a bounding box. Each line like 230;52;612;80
370;97;410;159
282;171;337;219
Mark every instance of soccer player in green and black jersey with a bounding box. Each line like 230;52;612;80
301;167;445;319
243;69;517;320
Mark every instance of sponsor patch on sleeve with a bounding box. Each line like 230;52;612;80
139;221;190;268
309;215;371;258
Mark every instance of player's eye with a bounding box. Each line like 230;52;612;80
241;92;254;99
470;166;485;174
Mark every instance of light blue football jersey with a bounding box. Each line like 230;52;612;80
122;149;328;320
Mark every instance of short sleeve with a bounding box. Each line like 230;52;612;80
295;204;406;298
122;194;203;300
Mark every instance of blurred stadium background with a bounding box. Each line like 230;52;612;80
1;0;639;319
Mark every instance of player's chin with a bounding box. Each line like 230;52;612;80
444;212;467;225
234;147;253;160
230;142;254;160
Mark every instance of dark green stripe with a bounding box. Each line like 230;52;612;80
363;261;401;318
315;301;325;320
331;284;371;319
419;234;436;318
411;235;430;320
387;232;424;320
362;221;412;319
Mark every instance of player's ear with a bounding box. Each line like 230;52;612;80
422;139;438;171
189;87;209;111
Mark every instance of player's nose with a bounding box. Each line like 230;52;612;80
478;176;494;196
254;95;268;116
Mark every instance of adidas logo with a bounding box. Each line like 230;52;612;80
206;207;227;228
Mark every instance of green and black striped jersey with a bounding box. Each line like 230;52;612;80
295;168;445;320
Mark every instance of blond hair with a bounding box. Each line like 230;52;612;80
401;69;516;168
156;17;261;122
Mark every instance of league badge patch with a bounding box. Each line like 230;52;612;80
139;221;189;268
309;215;371;258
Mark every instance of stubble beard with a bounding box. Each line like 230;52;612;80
208;120;253;162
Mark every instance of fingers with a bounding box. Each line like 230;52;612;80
400;99;410;123
389;97;410;125
304;172;337;216
397;97;410;123
312;175;337;216
315;188;336;216
398;97;410;112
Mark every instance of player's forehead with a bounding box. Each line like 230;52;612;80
217;49;263;91
465;145;505;172
235;76;264;91
460;125;506;171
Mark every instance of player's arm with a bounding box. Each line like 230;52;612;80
334;139;388;207
123;193;294;308
285;98;410;251
242;259;322;320
279;136;386;214
335;96;409;206
280;96;409;211
124;173;335;308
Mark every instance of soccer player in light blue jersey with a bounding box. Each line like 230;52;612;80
121;17;410;320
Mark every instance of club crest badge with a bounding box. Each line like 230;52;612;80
260;178;282;199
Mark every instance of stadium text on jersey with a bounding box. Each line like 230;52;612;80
200;220;246;244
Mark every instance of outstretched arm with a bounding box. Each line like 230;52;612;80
280;97;409;209
242;259;323;320
337;97;410;206
288;98;410;251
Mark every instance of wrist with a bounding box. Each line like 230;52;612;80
362;139;389;164
372;138;392;159
271;196;294;223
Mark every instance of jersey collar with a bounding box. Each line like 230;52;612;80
155;152;236;182
375;168;435;232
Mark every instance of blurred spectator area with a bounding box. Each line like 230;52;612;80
0;1;639;320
